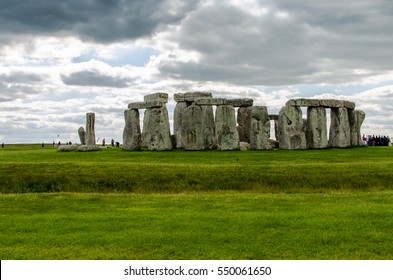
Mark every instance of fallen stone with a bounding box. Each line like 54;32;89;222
239;142;251;151
269;139;279;148
58;145;78;152
77;145;100;152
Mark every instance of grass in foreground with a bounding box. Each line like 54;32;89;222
0;145;392;193
1;191;392;260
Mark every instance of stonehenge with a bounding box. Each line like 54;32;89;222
124;93;172;151
67;94;363;152
279;98;365;149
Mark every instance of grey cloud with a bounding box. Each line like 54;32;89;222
60;70;132;88
0;72;46;84
0;0;201;42
156;0;393;86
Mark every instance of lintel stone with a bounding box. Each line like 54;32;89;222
286;98;355;109
174;92;212;102
144;92;168;103
128;102;146;110
227;98;254;107
194;98;227;106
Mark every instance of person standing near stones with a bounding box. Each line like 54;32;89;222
102;138;105;147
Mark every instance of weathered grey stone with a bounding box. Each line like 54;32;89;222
194;98;227;106
318;99;343;109
182;104;206;150
144;92;168;103
77;145;100;152
203;105;216;150
306;107;328;149
174;92;212;102
128;102;146;110
215;105;239;150
237;106;252;143
249;106;272;150
173;102;187;148
78;127;86;145
268;114;279;120
58;145;78;152
239;142;251;151
328;107;351;147
181;104;215;150
269;139;279;148
343;100;356;110
349;110;366;146
145;100;166;108
85;112;96;146
286;98;320;107
286;98;355;109
142;107;172;151
278;106;307;149
227;98;254;107
123;109;141;150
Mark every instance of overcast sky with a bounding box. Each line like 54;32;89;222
0;0;392;144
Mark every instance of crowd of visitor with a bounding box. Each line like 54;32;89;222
363;135;391;146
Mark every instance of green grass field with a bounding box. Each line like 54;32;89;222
0;145;392;259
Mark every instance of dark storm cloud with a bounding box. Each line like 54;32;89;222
60;70;132;88
156;0;393;86
0;0;201;42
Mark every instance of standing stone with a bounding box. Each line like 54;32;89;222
203;105;216;150
78;127;86;145
278;106;306;149
123;109;141;150
329;107;351;147
173;102;187;148
215;105;239;150
181;104;215;150
250;106;272;150
306;107;328;149
85;112;96;146
142;107;172;151
182;104;205;150
237;107;252;143
349;110;366;146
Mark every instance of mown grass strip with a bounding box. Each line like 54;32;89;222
1;192;392;260
1;146;392;193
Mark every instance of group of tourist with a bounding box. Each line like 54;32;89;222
363;135;391;146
